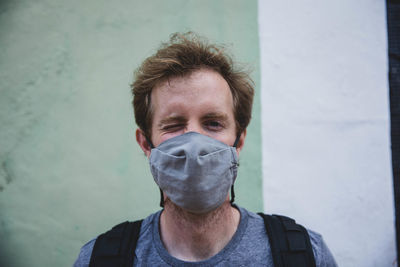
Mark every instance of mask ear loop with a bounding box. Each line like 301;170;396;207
145;134;164;207
233;133;241;148
159;188;164;208
230;133;241;204
230;185;235;204
145;135;155;149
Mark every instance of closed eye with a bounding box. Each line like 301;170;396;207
162;124;185;132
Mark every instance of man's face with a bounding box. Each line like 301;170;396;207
137;68;244;155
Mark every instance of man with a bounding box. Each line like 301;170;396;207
74;33;337;266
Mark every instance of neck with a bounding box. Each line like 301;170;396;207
159;199;240;262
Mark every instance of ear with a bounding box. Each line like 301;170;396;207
235;129;247;155
136;129;152;158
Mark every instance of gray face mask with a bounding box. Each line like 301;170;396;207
149;132;239;214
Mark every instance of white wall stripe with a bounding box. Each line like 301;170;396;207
258;0;396;266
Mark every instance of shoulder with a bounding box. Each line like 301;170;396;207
73;211;160;267
308;229;338;267
73;238;96;267
241;208;337;267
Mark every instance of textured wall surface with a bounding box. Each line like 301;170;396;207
259;0;395;266
0;1;261;266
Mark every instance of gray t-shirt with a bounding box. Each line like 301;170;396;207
74;207;337;266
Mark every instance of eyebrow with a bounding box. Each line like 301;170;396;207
202;112;229;121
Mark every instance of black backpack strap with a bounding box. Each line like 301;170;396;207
258;213;316;267
89;220;143;267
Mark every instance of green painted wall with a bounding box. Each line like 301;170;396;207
0;1;261;266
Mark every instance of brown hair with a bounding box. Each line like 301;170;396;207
131;32;254;139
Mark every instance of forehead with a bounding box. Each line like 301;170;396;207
151;69;234;116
